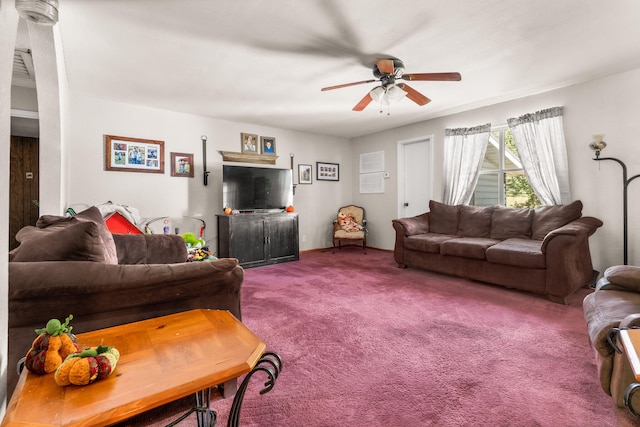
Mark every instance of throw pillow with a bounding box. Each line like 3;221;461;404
338;212;364;232
36;206;118;264
457;205;494;237
428;200;460;235
490;206;533;240
531;200;583;240
10;221;110;262
601;265;640;292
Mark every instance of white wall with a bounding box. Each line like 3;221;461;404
28;21;67;215
1;0;20;417
67;94;352;252
351;67;640;274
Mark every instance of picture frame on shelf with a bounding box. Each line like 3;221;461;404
316;162;339;181
298;164;312;184
170;152;194;177
105;135;164;174
261;136;276;155
241;132;259;154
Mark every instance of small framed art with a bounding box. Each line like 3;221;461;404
298;164;312;184
241;132;259;154
317;162;339;181
170;152;194;177
261;136;276;155
105;135;164;174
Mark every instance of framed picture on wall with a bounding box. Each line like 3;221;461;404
261;136;276;155
316;162;339;181
298;164;312;184
170;152;194;177
241;132;259;154
105;135;165;174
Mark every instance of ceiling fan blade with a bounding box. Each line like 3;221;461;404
399;84;431;106
402;72;462;81
376;59;395;75
352;92;373;111
321;79;377;91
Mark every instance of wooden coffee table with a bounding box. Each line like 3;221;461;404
1;309;281;427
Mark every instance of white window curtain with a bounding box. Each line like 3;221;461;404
442;124;491;205
507;107;571;205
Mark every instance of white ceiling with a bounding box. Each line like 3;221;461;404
41;1;640;138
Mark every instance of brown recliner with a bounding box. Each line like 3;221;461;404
583;265;640;409
332;205;367;254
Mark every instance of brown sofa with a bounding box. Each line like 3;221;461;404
583;265;640;409
7;207;243;397
392;200;602;302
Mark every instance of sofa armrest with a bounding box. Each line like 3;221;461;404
392;213;429;267
541;216;603;252
392;212;430;237
541;216;602;298
112;234;187;264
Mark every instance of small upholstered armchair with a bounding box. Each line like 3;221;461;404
332;205;367;254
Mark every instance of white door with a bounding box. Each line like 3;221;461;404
398;137;432;218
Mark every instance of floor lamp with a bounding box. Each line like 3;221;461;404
591;135;640;265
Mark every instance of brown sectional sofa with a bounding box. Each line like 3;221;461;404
7;207;243;397
583;265;640;408
392;200;602;302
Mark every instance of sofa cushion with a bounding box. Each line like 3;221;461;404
485;238;545;268
490;206;533;240
428;201;459;235
404;233;456;254
35;206;118;265
440;237;500;260
457;205;494;238
9;221;112;263
531;200;583;240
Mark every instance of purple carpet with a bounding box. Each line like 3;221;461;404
122;249;639;426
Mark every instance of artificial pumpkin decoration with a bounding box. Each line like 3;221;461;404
54;345;120;386
25;315;79;375
285;205;295;212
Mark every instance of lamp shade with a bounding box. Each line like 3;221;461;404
369;85;407;106
16;0;59;25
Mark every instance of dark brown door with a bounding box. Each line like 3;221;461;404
9;135;39;250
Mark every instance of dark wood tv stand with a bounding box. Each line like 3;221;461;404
217;212;299;268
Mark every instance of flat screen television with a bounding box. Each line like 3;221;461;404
222;165;293;212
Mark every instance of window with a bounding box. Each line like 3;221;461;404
471;127;540;208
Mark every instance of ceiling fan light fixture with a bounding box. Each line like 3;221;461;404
387;85;407;103
16;0;59;26
369;86;386;104
369;85;407;106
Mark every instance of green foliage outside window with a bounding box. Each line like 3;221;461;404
503;128;541;208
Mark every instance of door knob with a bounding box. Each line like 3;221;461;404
404;202;409;207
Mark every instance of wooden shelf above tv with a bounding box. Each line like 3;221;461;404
218;151;278;165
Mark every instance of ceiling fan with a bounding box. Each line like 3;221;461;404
321;58;461;112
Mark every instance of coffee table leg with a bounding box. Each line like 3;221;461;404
227;351;282;427
165;388;217;427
